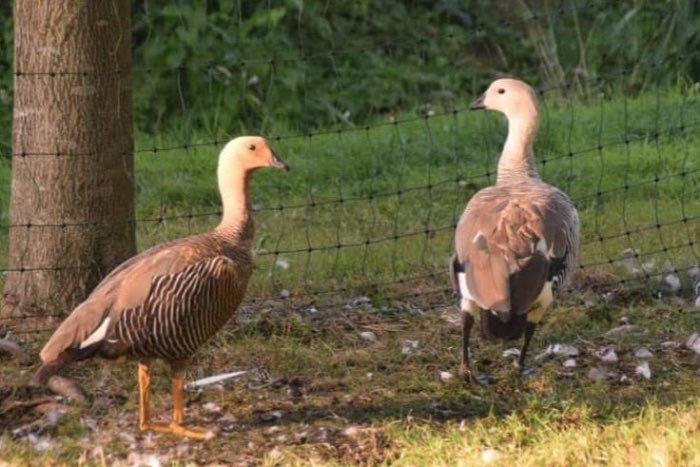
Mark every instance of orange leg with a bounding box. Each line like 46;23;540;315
138;361;157;431
137;361;215;440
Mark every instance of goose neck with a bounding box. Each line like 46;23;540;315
217;170;253;241
497;113;539;183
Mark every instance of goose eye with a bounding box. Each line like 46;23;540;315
498;88;505;94
248;144;256;150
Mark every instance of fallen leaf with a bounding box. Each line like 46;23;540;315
47;375;87;405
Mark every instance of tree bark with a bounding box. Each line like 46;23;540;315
2;1;135;320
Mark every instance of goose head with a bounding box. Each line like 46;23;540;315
219;136;288;177
469;78;539;120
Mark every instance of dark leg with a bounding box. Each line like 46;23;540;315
518;321;537;371
458;313;492;385
458;312;475;379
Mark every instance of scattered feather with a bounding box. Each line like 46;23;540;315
563;358;577;368
439;371;454;382
552;343;580;357
185;370;248;390
635;361;652;380
267;446;283;461
534;347;554;362
440;310;462;332
587;366;613;382
401;340;419;356
202;402;222;414
279;289;291;299
663;273;681;293
311;427;330;443
685;333;700;355
82;416;98;432
661;340;681;348
534;343;579;362
0;337;30;363
261;410;284;423
352;296;371;306
502;348;520;358
619;249;641;274
359;331;377;343
604;324;640;337
26;434;55;453
597;346;619;364
275;258;289;270
126;452;164;467
480;448;504;464
634;347;653;359
13;407;67;437
341;426;361;438
217;415;238;433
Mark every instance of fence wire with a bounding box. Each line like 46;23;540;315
1;2;699;335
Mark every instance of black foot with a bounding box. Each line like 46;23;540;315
472;373;494;386
458;364;494;385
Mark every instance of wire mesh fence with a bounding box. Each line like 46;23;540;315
1;1;699;333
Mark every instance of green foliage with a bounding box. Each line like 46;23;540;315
128;0;700;137
0;1;698;142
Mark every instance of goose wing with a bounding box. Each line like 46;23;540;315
39;236;220;363
453;185;577;318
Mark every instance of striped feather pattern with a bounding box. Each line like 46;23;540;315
113;256;248;361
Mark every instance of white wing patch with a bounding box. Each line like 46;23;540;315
457;272;474;312
79;317;111;349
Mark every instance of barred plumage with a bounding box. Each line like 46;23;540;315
112;256;245;361
451;79;580;383
32;136;288;439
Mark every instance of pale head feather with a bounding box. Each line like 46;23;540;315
473;78;539;121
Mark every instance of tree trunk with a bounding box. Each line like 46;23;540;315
2;1;135;320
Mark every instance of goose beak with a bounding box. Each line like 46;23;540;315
269;151;289;171
469;94;486;111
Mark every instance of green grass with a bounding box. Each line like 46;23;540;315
121;87;700;301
